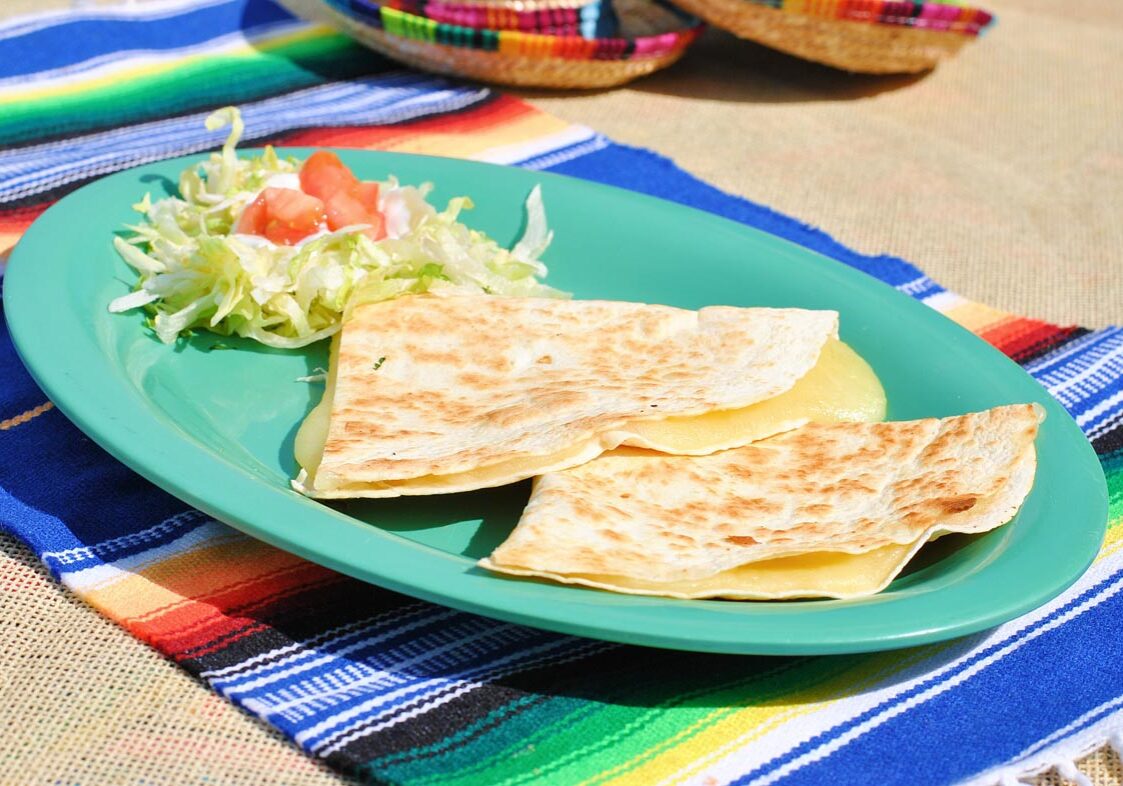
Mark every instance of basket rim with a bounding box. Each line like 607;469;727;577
729;0;994;37
380;0;599;35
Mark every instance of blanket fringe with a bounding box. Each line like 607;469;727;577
976;720;1123;786
1054;759;1094;786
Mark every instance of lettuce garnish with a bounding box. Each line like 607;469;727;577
109;107;565;348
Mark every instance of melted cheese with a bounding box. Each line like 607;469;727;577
294;338;886;497
481;541;917;600
624;338;886;454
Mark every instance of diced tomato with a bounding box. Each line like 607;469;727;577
355;181;380;212
265;187;325;226
323;190;387;240
362;210;387;242
322;188;369;231
237;187;326;245
297;152;387;241
299;151;359;201
236;193;269;235
263;188;327;245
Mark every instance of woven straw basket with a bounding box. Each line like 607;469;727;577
667;0;991;74
278;0;702;88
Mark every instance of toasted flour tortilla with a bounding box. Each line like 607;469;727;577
480;404;1044;599
293;295;885;498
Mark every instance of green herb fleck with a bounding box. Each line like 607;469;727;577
206;342;233;352
417;262;451;282
372;356;387;371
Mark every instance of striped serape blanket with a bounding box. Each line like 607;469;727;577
1;2;1121;784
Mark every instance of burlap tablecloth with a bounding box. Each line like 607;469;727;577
2;1;1121;783
522;1;1123;329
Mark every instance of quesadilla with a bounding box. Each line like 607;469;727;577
480;404;1044;599
293;295;886;498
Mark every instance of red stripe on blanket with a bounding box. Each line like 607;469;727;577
981;318;1081;362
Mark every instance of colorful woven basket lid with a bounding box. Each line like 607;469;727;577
381;0;613;36
667;0;994;73
278;0;703;88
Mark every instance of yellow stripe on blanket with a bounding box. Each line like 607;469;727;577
380;112;576;161
0;25;332;105
82;537;306;623
601;645;942;786
0;401;54;431
942;299;1014;334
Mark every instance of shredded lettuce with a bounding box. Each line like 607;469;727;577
510;185;553;263
110;107;566;348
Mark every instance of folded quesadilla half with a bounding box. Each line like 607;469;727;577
293;295;886;498
480;404;1044;600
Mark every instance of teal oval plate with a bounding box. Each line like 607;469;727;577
4;150;1108;655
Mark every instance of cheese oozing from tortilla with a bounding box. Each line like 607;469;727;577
481;542;915;601
294;334;886;497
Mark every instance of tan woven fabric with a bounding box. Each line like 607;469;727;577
2;1;1120;784
1040;749;1123;786
0;534;356;786
522;0;1123;328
